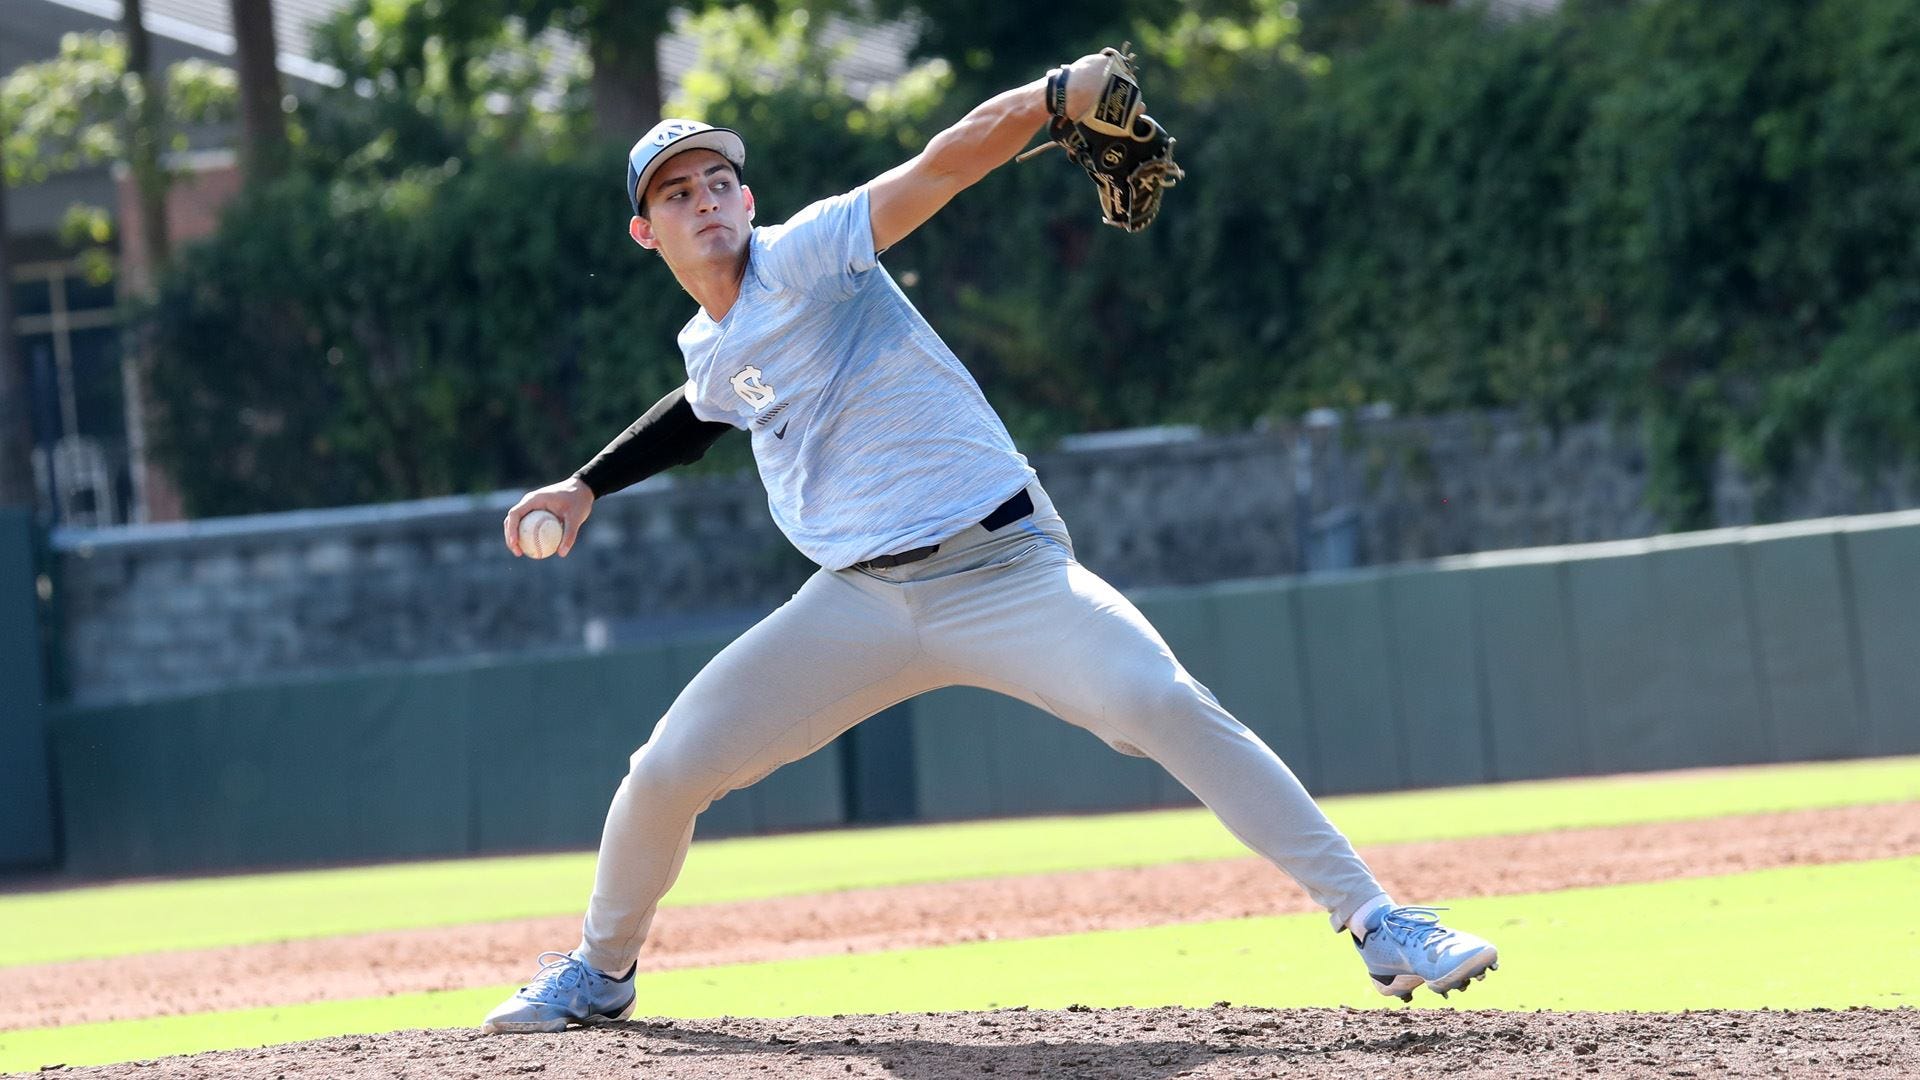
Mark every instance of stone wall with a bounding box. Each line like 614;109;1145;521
50;410;1920;704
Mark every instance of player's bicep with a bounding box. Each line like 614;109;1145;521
867;152;968;253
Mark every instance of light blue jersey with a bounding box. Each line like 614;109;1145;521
679;186;1036;570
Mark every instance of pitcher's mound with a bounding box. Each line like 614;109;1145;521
35;1004;1920;1079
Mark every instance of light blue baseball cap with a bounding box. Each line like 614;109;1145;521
626;119;747;218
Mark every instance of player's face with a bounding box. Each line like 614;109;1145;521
629;149;752;267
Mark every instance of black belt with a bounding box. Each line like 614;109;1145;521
853;488;1035;571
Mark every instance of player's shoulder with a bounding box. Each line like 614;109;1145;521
757;189;864;249
675;306;718;356
751;188;875;299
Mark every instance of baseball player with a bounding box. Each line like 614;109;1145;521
483;50;1497;1034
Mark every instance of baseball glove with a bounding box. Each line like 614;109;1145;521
1017;44;1185;233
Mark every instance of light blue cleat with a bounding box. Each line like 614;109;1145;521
1353;905;1499;1002
480;951;637;1034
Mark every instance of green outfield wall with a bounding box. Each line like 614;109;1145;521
0;509;58;870
43;510;1920;877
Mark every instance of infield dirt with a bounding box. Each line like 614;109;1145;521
6;800;1918;1038
26;1004;1920;1078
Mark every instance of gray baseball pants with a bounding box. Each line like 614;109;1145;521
574;483;1387;975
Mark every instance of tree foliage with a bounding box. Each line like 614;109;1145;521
309;0;804;148
302;3;593;173
1;31;237;281
146;0;1920;524
0;32;236;185
150;156;675;513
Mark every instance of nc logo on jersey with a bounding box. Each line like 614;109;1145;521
730;366;778;410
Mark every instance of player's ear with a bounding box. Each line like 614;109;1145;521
743;185;755;223
630;215;658;250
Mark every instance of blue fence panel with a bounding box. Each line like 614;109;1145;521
1742;529;1865;761
0;510;56;869
1294;573;1404;794
1383;566;1490;788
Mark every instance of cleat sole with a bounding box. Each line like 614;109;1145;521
1422;946;1498;998
480;1019;570;1035
1369;971;1424;1001
482;998;633;1035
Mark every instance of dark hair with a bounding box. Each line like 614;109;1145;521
636;161;744;219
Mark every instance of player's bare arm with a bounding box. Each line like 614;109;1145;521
867;50;1116;251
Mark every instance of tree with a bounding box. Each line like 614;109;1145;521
866;0;1200;95
1;35;235;272
544;0;670;140
317;0;790;147
229;0;290;183
305;0;591;171
121;0;170;274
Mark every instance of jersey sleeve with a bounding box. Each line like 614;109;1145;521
751;186;879;301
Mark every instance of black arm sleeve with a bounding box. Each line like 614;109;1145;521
572;383;735;498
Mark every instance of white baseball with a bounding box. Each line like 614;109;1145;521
518;509;564;559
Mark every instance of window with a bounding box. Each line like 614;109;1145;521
8;262;127;525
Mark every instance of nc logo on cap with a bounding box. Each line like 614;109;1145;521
626;119;747;217
654;121;702;145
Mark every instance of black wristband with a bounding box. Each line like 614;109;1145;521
572;384;734;498
1045;66;1070;119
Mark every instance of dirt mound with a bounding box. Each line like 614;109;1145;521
31;1005;1920;1079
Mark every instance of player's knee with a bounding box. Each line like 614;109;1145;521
626;737;722;809
1111;670;1222;735
1142;671;1200;715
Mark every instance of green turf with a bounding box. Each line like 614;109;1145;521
3;755;1916;967
4;856;1914;1073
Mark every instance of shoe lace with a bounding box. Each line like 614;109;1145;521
1377;906;1451;952
521;951;586;999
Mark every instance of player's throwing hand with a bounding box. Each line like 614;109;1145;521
503;479;594;559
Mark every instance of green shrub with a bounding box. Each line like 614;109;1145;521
150;157;697;514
